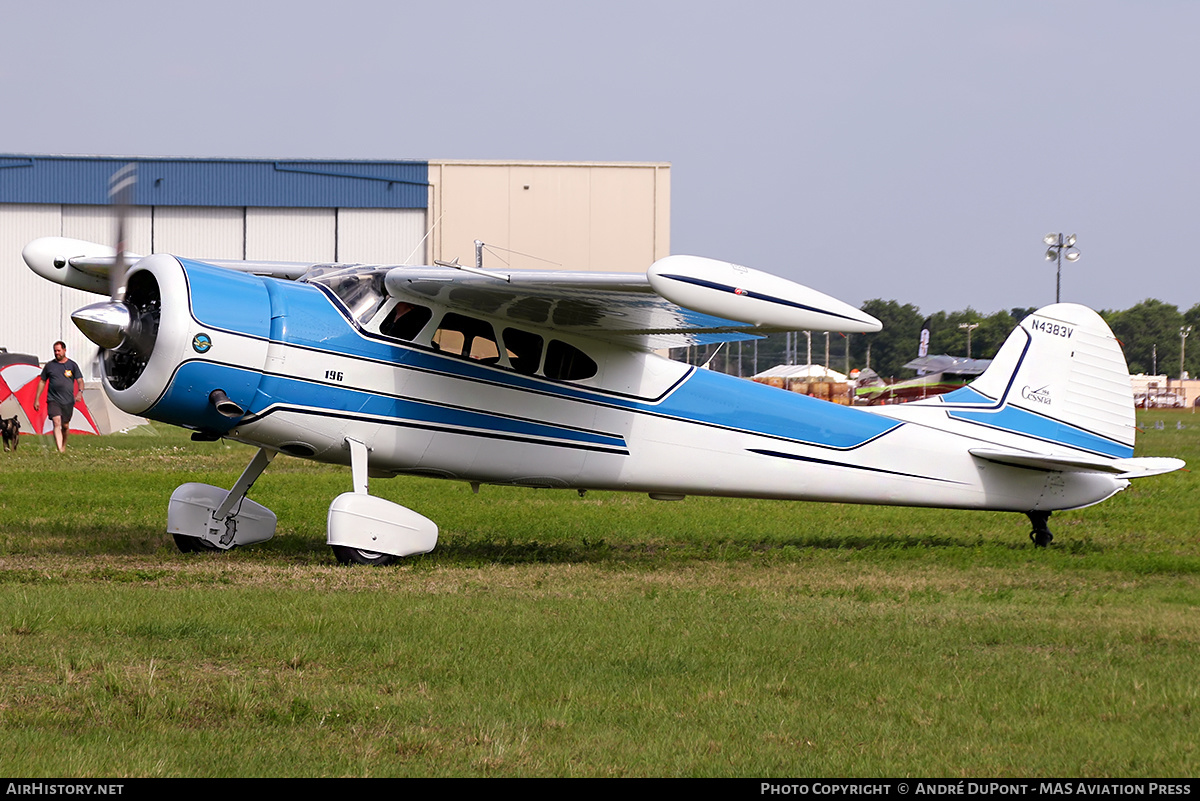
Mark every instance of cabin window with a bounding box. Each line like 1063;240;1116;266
378;301;434;341
426;316;597;380
544;339;598;380
433;313;501;362
502;327;543;375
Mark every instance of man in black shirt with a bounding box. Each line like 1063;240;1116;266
33;341;84;453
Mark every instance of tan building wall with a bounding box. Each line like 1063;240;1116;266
1177;379;1200;408
427;161;670;273
1131;374;1200;408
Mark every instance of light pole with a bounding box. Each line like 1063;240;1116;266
1043;233;1081;303
958;322;979;359
1183;326;1193;379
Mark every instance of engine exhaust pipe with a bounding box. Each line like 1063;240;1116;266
209;389;245;419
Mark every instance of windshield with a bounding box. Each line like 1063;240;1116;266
303;266;389;325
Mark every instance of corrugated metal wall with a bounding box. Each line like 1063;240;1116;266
0;204;98;365
0;156;429;209
0;204;427;366
153;207;246;260
337;209;428;264
0;156;434;366
246;208;336;262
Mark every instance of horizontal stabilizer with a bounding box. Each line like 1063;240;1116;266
971;448;1185;478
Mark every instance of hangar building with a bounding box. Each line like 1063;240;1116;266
0;155;670;369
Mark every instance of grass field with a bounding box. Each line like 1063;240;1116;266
0;410;1196;777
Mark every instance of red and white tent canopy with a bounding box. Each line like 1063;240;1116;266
0;363;100;437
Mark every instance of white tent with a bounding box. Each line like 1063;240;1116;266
752;364;848;382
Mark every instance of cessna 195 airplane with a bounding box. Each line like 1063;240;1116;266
21;201;1184;564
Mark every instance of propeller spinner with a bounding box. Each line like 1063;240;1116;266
72;301;132;350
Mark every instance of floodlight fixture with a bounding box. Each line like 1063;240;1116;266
1183;325;1193;380
958;322;980;359
1042;232;1081;303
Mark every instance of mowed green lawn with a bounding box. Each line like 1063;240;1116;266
0;410;1196;777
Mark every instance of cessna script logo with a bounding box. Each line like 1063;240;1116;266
1021;385;1052;405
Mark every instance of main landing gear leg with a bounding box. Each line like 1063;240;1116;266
1027;511;1054;548
327;438;438;566
169;448;278;552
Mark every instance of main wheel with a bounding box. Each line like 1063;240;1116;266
173;533;220;553
331;545;399;566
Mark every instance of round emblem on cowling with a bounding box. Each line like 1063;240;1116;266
192;333;213;354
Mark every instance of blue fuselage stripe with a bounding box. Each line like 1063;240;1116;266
150;360;629;451
172;261;902;451
947;406;1132;459
939;383;1132;459
253;372;628;448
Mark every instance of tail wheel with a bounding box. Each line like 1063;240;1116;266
331;545;399;566
1026;511;1054;548
1029;530;1054;547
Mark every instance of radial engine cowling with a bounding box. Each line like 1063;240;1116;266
74;254;271;435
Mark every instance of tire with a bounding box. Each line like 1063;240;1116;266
173;533;220;553
330;545;399;566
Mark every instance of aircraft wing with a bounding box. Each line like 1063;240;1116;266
384;266;758;349
383;255;881;350
24;238;881;349
68;254;315;281
22;237;318;295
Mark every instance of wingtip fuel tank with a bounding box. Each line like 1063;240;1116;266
647;255;881;333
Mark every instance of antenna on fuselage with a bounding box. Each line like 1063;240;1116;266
699;343;726;370
474;242;562;269
433;247;511;283
403;211;444;266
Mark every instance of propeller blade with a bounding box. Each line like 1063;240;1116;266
108;163;137;301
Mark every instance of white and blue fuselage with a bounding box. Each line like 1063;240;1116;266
113;254;1131;516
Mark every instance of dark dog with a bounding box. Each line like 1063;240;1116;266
1;416;19;452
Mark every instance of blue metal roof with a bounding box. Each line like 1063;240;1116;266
0;155;429;209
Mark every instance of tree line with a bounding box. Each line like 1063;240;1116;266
676;298;1200;381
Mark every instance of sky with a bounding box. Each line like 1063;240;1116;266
3;0;1197;315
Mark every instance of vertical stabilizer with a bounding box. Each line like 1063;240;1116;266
948;304;1136;457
